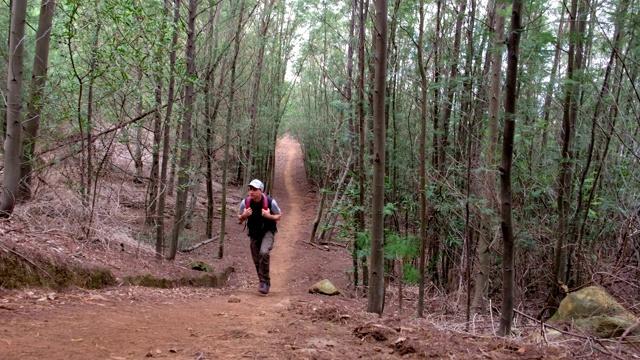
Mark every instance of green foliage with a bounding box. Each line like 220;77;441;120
403;263;420;285
385;231;419;260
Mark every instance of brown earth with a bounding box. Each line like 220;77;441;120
0;135;628;359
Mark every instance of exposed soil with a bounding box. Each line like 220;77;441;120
0;135;627;359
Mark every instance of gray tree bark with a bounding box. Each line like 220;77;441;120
367;0;388;316
0;0;28;217
167;0;198;260
19;0;56;200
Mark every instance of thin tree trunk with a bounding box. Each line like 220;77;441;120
540;12;564;149
146;74;163;226
356;0;369;289
367;0;387;315
320;153;353;242
243;0;275;195
427;0;442;289
310;120;342;243
571;0;627;287
551;0;585;307
498;0;522;337
0;0;27;217
563;0;590;288
203;3;223;240
322;176;353;242
83;23;101;212
167;0;197;260
219;0;246;259
472;0;504;314
417;0;428;318
155;0;181;258
19;0;56;200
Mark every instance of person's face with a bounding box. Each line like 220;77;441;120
248;186;262;201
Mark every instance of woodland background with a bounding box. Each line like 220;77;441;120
1;0;639;334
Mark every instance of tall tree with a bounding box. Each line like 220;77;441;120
367;0;388;315
243;0;275;195
19;0;56;200
155;0;181;258
167;0;198;260
356;0;369;289
202;1;224;240
472;0;504;313
416;0;428;318
498;0;522;336
219;0;247;259
0;0;27;217
551;0;587;307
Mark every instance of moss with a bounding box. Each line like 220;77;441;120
188;260;213;272
122;266;234;289
0;251;116;290
1;248;233;291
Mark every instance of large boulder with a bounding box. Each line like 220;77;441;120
309;279;342;296
549;286;639;338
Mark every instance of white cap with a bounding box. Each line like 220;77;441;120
248;179;264;191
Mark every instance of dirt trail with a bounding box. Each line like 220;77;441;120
0;136;599;360
265;134;303;292
0;135;350;360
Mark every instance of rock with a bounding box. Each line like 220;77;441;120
188;261;212;272
548;286;639;338
309;279;342;296
228;295;241;303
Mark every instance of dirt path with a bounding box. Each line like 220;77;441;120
0;136;581;360
0;135;356;360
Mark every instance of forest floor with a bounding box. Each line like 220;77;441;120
0;135;632;359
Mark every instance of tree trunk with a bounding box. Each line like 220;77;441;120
540;12;564;149
219;0;246;259
322;176;353;242
571;0;627;288
551;0;585;308
19;0;56;200
243;0;275;195
472;0;504;314
155;0;181;259
320;153;353;242
0;0;27;217
417;0;428;318
146;73;163;226
83;23;101;211
498;0;522;337
356;0;369;289
310;120;342;243
367;0;387;315
427;0;442;289
167;0;197;260
203;3;223;240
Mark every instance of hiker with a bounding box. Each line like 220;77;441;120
237;179;282;294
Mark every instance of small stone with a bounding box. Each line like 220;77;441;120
228;295;241;303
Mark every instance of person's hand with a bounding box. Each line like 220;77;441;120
242;207;252;219
261;208;271;218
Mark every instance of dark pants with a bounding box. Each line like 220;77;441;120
250;231;274;285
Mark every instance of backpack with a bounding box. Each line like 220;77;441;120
244;194;277;236
245;193;269;211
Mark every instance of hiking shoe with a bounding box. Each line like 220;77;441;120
259;282;268;294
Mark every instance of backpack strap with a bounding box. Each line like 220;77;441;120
246;194;269;210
